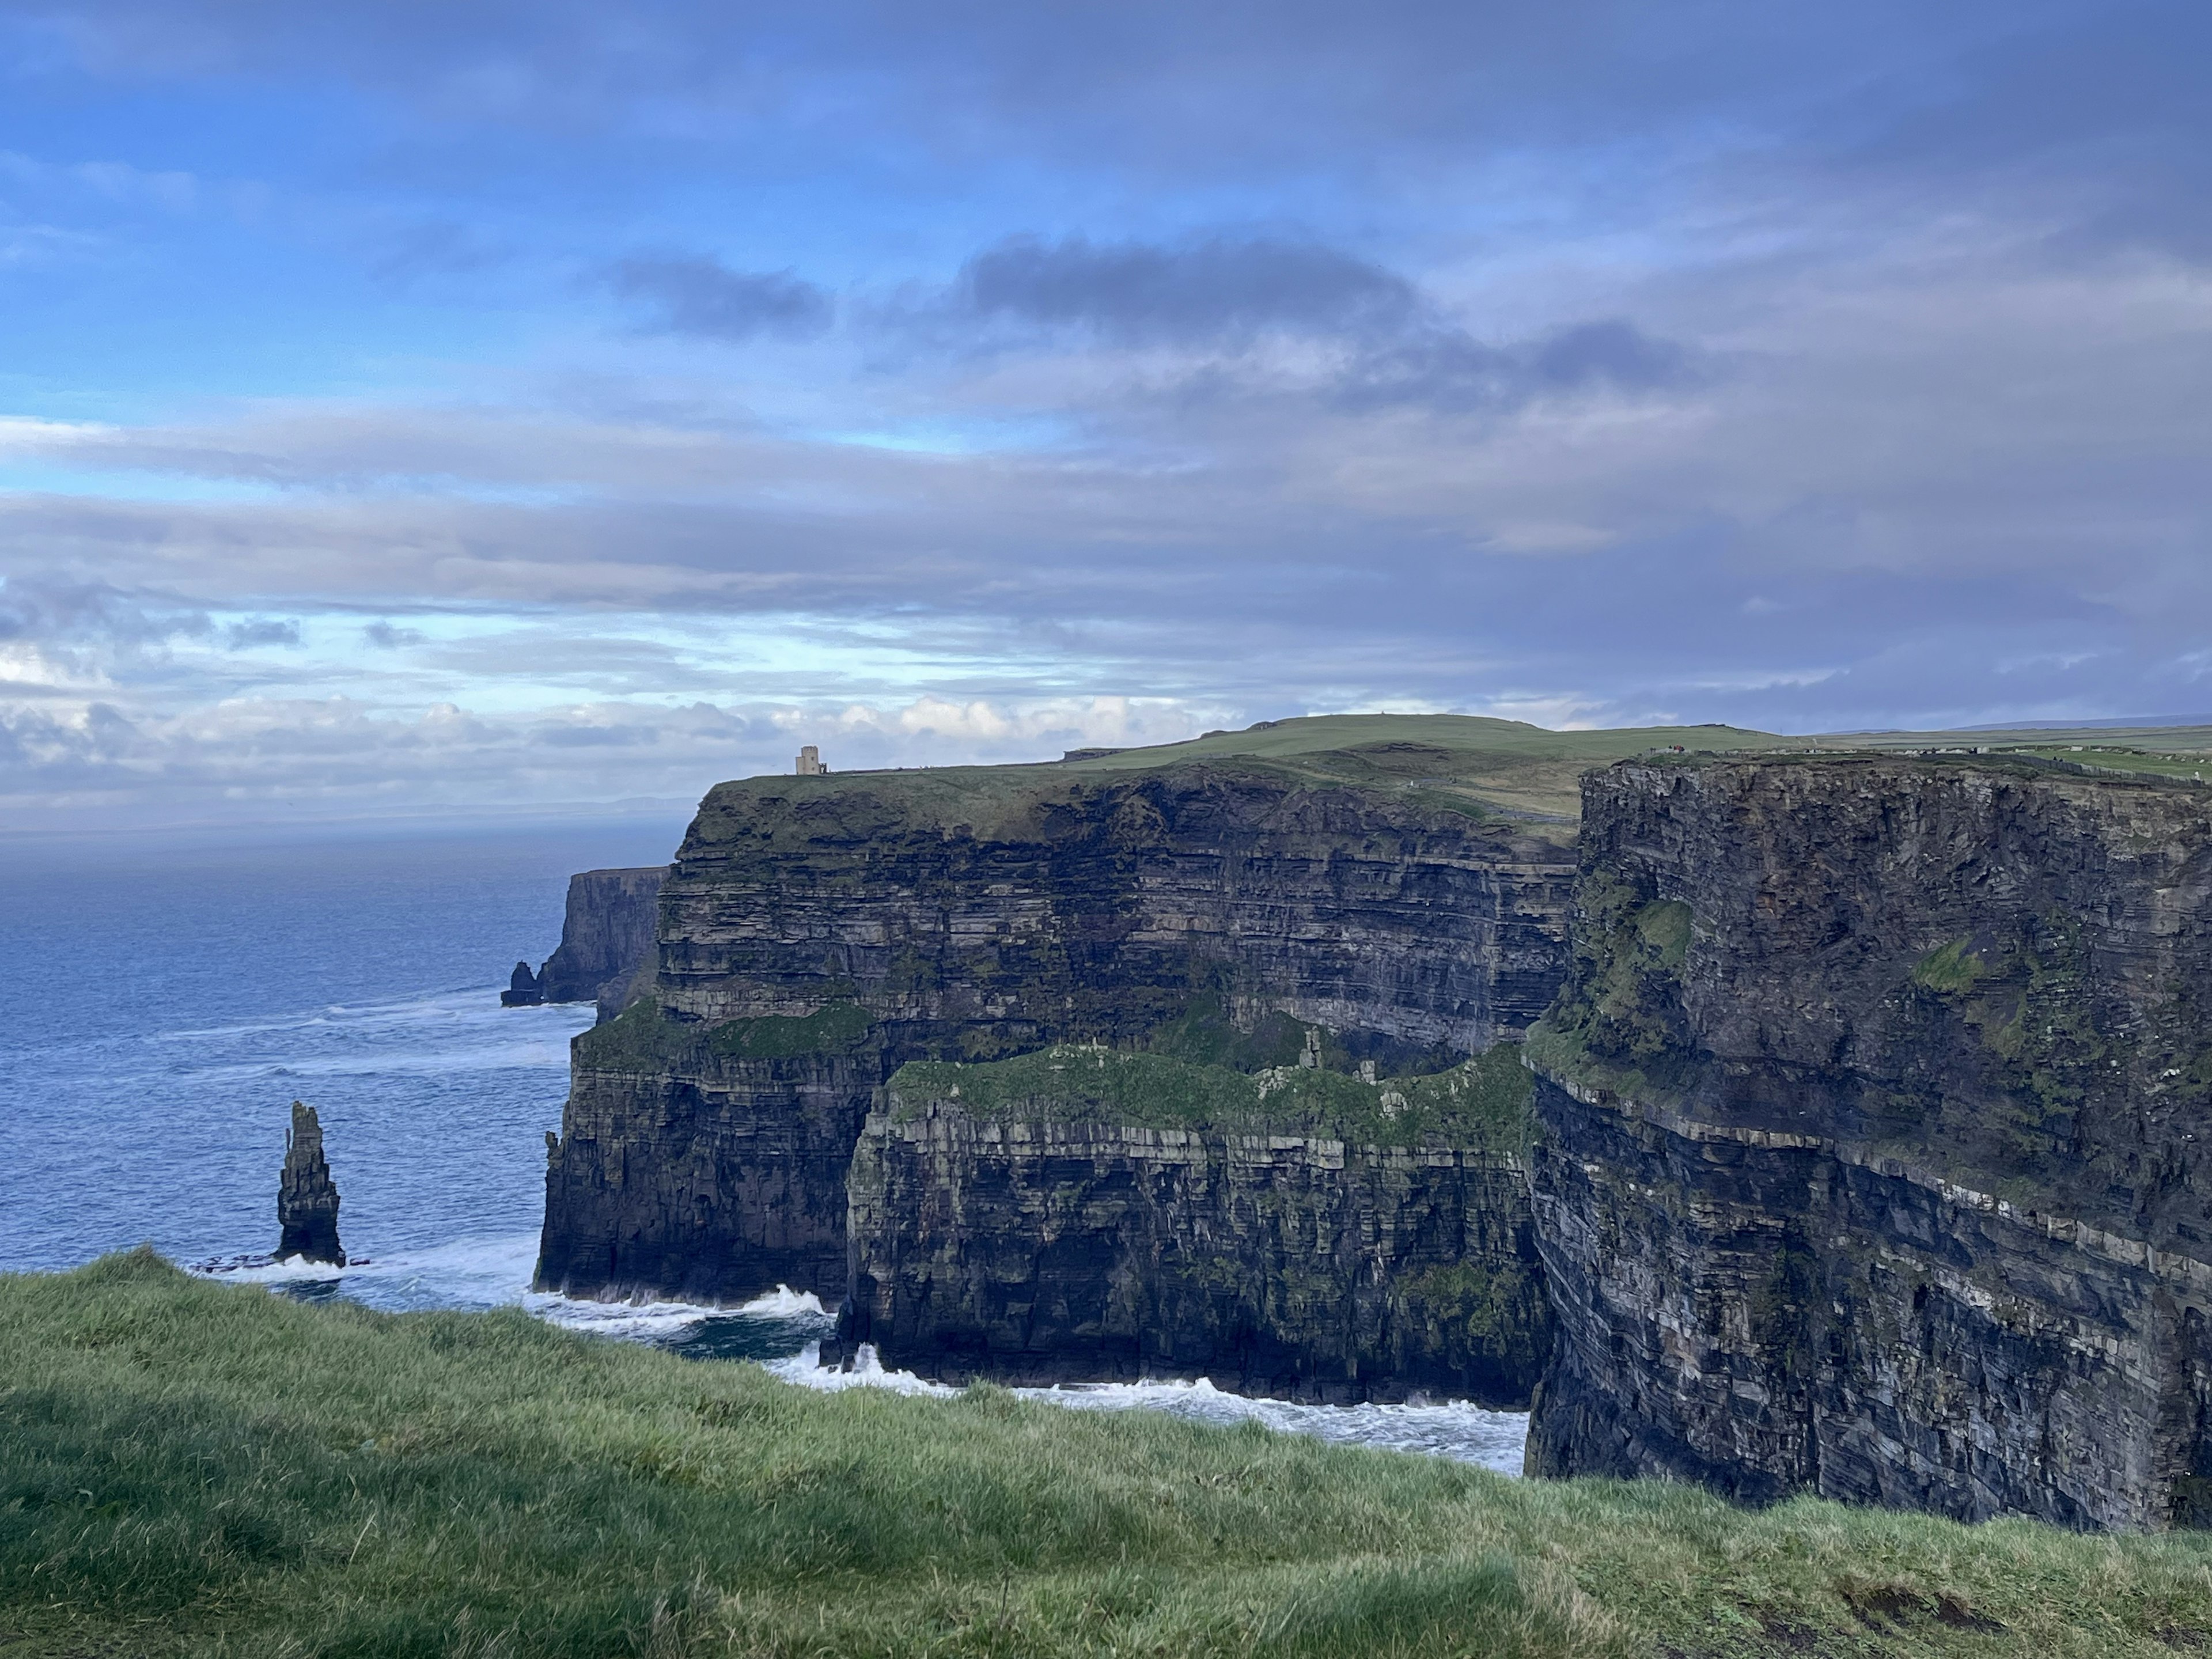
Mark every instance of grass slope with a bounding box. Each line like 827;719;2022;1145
7;1255;2212;1657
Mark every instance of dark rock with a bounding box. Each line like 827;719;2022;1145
535;763;1575;1308
535;866;668;1020
1524;755;2212;1530
500;960;543;1006
845;1047;1554;1404
276;1100;345;1266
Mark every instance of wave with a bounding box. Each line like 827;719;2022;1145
191;1235;830;1336
769;1343;1528;1474
735;1285;829;1317
192;1245;1524;1474
154;989;592;1046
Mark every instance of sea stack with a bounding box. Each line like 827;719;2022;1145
501;960;544;1006
276;1101;346;1266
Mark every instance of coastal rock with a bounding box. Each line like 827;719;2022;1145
536;763;1574;1306
535;866;668;1020
1524;756;2212;1529
276;1100;345;1267
837;1047;1552;1404
501;960;543;1006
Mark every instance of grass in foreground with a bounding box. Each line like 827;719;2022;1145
6;1254;2212;1657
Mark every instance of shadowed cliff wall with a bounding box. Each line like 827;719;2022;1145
1525;756;2212;1530
536;866;668;1016
838;1045;1552;1404
537;762;1574;1306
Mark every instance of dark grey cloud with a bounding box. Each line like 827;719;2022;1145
1328;319;1700;414
0;575;210;645
224;618;300;647
957;235;1419;346
927;233;1701;415
611;257;833;341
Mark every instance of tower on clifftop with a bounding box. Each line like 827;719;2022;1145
794;745;827;775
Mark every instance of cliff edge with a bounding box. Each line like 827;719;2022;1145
536;865;668;1018
536;736;1583;1307
1524;755;2212;1529
839;1043;1553;1403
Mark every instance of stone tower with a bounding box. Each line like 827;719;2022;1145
276;1100;346;1266
794;744;826;775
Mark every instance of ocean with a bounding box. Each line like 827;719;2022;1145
0;821;1527;1475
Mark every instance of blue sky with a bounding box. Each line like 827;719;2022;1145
1;0;2207;827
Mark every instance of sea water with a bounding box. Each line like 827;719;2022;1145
0;824;1527;1475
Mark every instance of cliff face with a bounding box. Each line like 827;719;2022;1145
536;866;668;1017
536;762;1574;1306
838;1046;1552;1404
1525;756;2212;1530
276;1100;344;1266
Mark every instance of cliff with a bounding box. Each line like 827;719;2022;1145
536;866;668;1018
1524;755;2212;1530
536;734;1581;1307
276;1100;344;1266
837;1044;1552;1404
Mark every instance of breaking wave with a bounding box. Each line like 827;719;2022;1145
768;1342;1528;1476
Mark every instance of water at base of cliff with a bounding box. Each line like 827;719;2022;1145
0;823;1528;1476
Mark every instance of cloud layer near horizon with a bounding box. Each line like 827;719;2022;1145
0;0;2207;826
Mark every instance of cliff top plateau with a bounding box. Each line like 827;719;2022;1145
692;711;2212;843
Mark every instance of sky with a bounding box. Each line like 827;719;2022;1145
1;0;2207;829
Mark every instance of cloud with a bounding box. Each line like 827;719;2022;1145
225;618;300;647
0;688;1225;827
611;257;834;341
0;574;210;646
2;0;2210;827
954;234;1420;346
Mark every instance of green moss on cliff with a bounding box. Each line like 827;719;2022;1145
1911;938;1986;994
571;996;696;1070
1399;1259;1552;1383
575;997;878;1070
887;1044;1532;1151
1529;873;1695;1093
706;1001;875;1059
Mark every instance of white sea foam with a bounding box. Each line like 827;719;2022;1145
767;1341;956;1396
192;1232;823;1337
767;1343;1529;1474
735;1285;829;1317
195;1239;1525;1474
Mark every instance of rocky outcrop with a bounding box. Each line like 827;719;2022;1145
501;960;543;1006
536;762;1574;1306
276;1101;345;1266
1524;756;2212;1530
836;1046;1552;1404
536;866;668;1018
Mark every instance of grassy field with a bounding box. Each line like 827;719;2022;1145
695;714;2212;845
7;1255;2212;1657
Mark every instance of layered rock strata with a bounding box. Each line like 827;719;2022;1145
536;762;1574;1306
536;866;669;1018
1525;756;2212;1530
276;1100;345;1266
836;1046;1552;1404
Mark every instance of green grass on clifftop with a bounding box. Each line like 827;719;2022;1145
8;1254;2212;1657
887;1044;1534;1151
685;715;2212;852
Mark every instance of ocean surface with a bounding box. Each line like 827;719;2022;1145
0;821;1527;1476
